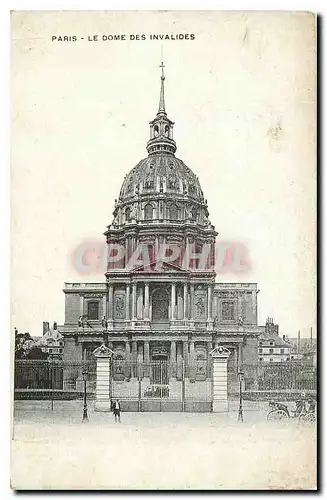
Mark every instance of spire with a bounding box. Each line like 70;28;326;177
158;61;166;114
146;61;176;155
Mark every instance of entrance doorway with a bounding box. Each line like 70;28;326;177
151;356;168;385
151;288;169;323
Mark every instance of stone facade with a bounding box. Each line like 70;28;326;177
59;66;265;399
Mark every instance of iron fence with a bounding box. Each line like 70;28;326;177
14;359;316;406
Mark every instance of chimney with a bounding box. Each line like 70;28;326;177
43;321;50;335
283;334;285;341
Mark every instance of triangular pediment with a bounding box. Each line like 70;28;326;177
93;344;114;358
131;259;189;274
209;346;231;358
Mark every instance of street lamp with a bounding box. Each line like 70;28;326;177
82;369;89;422
238;370;244;423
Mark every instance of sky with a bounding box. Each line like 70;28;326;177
11;11;316;338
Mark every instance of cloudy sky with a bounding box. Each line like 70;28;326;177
11;11;316;338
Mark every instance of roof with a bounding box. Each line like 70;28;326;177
258;333;291;348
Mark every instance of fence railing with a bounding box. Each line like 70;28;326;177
14;359;316;398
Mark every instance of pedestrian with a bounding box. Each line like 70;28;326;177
113;399;121;423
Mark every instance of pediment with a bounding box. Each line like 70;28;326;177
209;346;231;358
132;259;189;274
93;344;114;358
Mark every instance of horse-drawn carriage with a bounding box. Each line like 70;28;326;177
267;396;316;423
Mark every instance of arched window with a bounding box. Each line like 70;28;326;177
169;204;178;220
154;125;159;137
125;207;131;221
144;203;154;220
164;125;170;137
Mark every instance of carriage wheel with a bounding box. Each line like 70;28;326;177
299;412;316;423
267;409;288;421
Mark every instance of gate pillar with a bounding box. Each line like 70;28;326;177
93;343;114;411
210;346;231;412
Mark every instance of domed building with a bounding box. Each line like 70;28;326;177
60;66;264;410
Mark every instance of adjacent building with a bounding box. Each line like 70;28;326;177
258;317;291;363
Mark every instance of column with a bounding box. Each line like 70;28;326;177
210;345;231;413
170;340;176;378
102;295;107;319
183;341;189;377
190;284;195;324
144;282;150;320
79;295;84;316
144;340;150;378
189;340;196;381
125;284;130;321
183;283;188;320
132;340;137;378
252;290;257;322
125;340;131;379
207;286;212;321
137;285;144;319
171;282;176;320
93;344;114;412
108;284;114;321
132;283;137;321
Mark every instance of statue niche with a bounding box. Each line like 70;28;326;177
194;291;207;320
151;289;169;323
114;293;126;320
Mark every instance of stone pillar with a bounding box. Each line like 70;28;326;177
125;284;130;321
144;340;150;378
80;295;84;316
207;285;213;331
189;340;196;381
124;340;131;379
170;340;176;377
102;295;107;319
183;341;189;377
210;346;231;413
137;286;144;319
171;282;176;320
132;340;137;378
132;283;137;321
108;284;114;321
183;283;188;320
177;290;183;320
189;284;195;326
144;282;150;320
93;344;114;412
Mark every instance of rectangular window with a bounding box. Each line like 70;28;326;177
269;348;273;354
258;348;262;353
269;358;274;362
87;301;99;320
280;348;284;354
259;357;263;362
221;301;235;321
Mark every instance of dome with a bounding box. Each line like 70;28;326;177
118;155;204;203
106;64;215;232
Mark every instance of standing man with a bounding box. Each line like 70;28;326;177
113;399;121;423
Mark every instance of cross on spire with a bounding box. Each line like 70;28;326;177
158;61;166;114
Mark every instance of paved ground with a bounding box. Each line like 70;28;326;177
11;400;317;490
